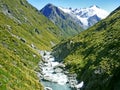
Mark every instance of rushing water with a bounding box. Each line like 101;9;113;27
37;50;83;90
41;81;72;90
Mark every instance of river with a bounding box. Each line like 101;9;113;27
37;50;83;90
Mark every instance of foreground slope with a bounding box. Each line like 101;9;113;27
0;0;62;90
0;26;43;90
53;6;120;90
40;3;83;38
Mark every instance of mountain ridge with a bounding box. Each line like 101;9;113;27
40;3;83;38
59;5;109;28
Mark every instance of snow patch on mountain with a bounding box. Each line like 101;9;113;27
76;16;88;26
59;7;71;13
89;5;109;19
59;5;109;28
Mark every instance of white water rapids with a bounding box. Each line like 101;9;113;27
37;50;84;90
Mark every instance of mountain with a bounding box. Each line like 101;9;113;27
52;6;120;90
0;0;63;90
59;5;109;28
40;3;83;38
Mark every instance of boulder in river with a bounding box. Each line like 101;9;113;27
54;68;63;73
54;63;65;69
43;75;52;81
75;81;84;89
44;87;52;90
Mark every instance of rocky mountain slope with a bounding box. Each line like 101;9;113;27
52;6;120;90
40;3;83;38
0;0;62;90
59;5;109;28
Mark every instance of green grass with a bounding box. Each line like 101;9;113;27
0;30;43;90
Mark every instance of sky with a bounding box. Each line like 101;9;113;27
27;0;120;13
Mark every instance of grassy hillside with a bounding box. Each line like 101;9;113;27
0;27;43;90
52;6;120;90
0;0;62;90
0;0;62;50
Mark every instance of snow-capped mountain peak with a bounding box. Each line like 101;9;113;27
88;5;109;19
59;5;109;28
89;5;100;9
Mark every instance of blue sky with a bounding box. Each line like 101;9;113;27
27;0;120;13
